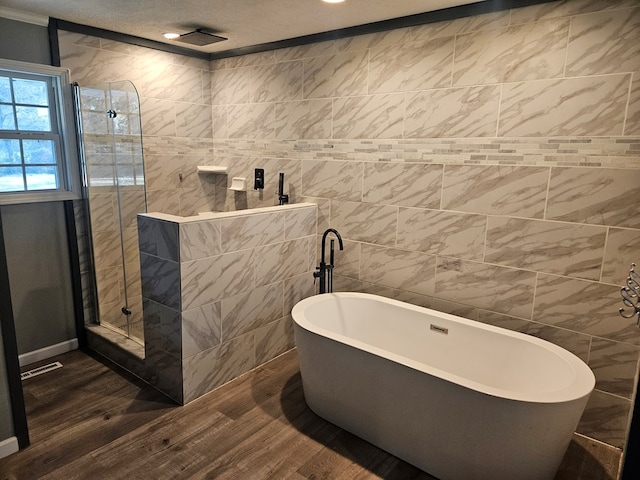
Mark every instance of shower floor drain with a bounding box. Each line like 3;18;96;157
21;361;63;381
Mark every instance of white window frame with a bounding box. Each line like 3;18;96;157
0;58;81;205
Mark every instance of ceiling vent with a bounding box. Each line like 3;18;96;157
175;29;227;46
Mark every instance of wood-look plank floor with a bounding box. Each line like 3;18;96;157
0;349;621;480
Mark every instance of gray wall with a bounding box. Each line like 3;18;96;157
0;17;50;65
0;17;76;355
2;204;76;353
0;322;14;441
0;15;75;446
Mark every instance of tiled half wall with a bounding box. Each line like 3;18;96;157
58;0;640;451
137;204;317;404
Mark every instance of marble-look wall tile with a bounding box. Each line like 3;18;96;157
227;50;275;69
412;11;510;41
179;220;221;261
405;86;500;138
140;97;175;137
96;266;121;305
92;230;122;269
303;51;368;99
143;298;181;357
300;197;330;233
394;292;479;319
254;237;314;287
477;310;531;333
211;67;253;105
285;206;317;240
368;37;454;94
589;338;639;399
253;61;303;102
331;200;398;246
284;272;316;314
140;253;180;310
180;187;216;217
59;41;138;86
137;215;157;256
577;390;631;448
533;274;638;345
509;0;639;25
183;333;255;403
88;192;117;232
220;212;284;253
363;163;442;208
302;160;363;202
485;217;606;280
138;60;203;104
546;167;640;229
498;75;630;137
526;323;591;363
212;105;228;139
275;41;336;62
335;28;411;52
360;244;436;296
255;316;295;365
602;228;640;285
453;19;568;86
144;154;182;190
332;94;405;139
181;249;254;310
176;102;213;138
332;274;397;298
566;7;640;76
626;75;640;136
397;208;486;260
275;99;332;139
435;258;536;318
154;220;179;262
442;165;549;218
227;103;275;139
221;282;284;341
182;301;222;359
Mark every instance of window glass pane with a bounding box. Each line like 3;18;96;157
0;76;10;103
16;106;51;131
12;78;48;106
0;139;21;165
25;166;58;190
23;139;56;164
0;104;15;130
0;167;25;192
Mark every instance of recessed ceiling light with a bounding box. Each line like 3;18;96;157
163;32;180;39
322;0;345;3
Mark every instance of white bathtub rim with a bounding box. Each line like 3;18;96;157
292;292;595;405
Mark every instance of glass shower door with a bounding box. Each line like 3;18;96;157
77;81;146;344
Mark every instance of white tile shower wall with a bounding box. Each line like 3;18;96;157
59;0;640;448
138;205;317;404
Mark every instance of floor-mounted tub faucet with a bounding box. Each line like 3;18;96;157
313;228;344;294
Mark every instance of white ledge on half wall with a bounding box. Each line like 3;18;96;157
196;165;228;174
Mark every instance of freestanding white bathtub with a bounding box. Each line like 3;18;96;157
292;292;595;480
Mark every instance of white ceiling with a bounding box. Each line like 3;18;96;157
0;0;484;55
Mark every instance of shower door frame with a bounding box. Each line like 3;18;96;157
75;80;147;345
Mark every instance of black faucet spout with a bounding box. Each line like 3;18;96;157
316;228;344;294
321;228;343;265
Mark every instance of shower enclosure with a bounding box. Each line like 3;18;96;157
75;81;146;344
